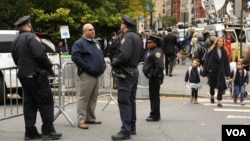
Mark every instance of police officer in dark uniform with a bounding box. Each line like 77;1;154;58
143;35;164;122
111;15;143;140
11;15;62;140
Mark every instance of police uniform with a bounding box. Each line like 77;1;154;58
11;15;61;140
143;35;164;121
111;16;143;140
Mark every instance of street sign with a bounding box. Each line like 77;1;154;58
60;26;70;39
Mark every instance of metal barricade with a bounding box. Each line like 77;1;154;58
0;67;23;121
0;60;118;127
98;62;117;111
136;62;149;99
53;61;77;127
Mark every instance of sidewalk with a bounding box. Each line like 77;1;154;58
159;59;250;99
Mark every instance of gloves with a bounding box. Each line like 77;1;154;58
159;75;164;85
37;69;46;83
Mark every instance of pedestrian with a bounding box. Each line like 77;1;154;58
185;59;202;104
56;41;67;55
184;30;192;59
141;31;149;61
205;30;217;49
202;37;231;107
230;60;249;105
178;48;188;65
111;15;143;140
71;23;106;129
190;32;198;59
193;35;207;66
11;15;62;140
143;35;164;122
108;31;119;62
162;29;178;77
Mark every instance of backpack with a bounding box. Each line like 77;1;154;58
231;68;247;83
201;47;208;65
188;67;201;80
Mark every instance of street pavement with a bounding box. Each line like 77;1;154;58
159;59;250;99
1;59;250;141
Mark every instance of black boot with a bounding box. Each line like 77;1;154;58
111;131;131;140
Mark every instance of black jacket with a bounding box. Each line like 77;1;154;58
111;29;143;68
11;31;52;78
143;47;164;78
203;47;230;90
162;33;177;56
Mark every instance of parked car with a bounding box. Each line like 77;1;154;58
0;30;60;104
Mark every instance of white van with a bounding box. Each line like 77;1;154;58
204;23;225;37
0;30;60;104
224;24;250;59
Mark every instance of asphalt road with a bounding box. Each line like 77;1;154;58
1;59;250;141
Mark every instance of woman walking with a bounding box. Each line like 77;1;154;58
203;37;230;107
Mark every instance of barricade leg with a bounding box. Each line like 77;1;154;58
98;64;118;111
102;91;117;111
54;105;75;127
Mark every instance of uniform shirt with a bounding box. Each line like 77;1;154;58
111;29;143;68
143;47;164;78
11;31;52;78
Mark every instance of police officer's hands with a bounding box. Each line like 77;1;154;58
111;58;119;68
159;74;164;85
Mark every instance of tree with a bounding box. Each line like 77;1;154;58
0;0;150;53
161;15;177;29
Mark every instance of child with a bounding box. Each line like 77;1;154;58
184;59;202;104
231;60;249;105
179;48;188;65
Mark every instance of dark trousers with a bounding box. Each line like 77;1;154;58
117;69;138;134
191;88;198;99
210;87;223;101
149;77;160;119
165;54;176;75
19;76;55;136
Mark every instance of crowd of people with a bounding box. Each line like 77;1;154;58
11;14;250;141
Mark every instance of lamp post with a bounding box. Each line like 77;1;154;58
145;1;154;30
150;9;153;29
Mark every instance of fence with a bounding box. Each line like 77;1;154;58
0;67;23;121
0;60;118;127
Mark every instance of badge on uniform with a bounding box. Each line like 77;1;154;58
34;36;41;43
155;52;161;58
121;38;125;45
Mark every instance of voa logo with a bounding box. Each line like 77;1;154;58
226;129;246;136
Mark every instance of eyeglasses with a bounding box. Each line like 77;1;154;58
86;28;95;32
147;41;153;44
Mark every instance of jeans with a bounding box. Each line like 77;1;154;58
234;85;245;102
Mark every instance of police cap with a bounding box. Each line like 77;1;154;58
109;32;116;38
147;35;161;43
121;15;135;27
14;15;31;27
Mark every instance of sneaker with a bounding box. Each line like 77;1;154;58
217;103;223;107
233;97;237;104
194;99;198;104
210;98;215;104
190;97;193;103
240;102;245;106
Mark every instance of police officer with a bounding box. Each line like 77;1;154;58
111;15;143;140
143;35;164;121
11;15;62;140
